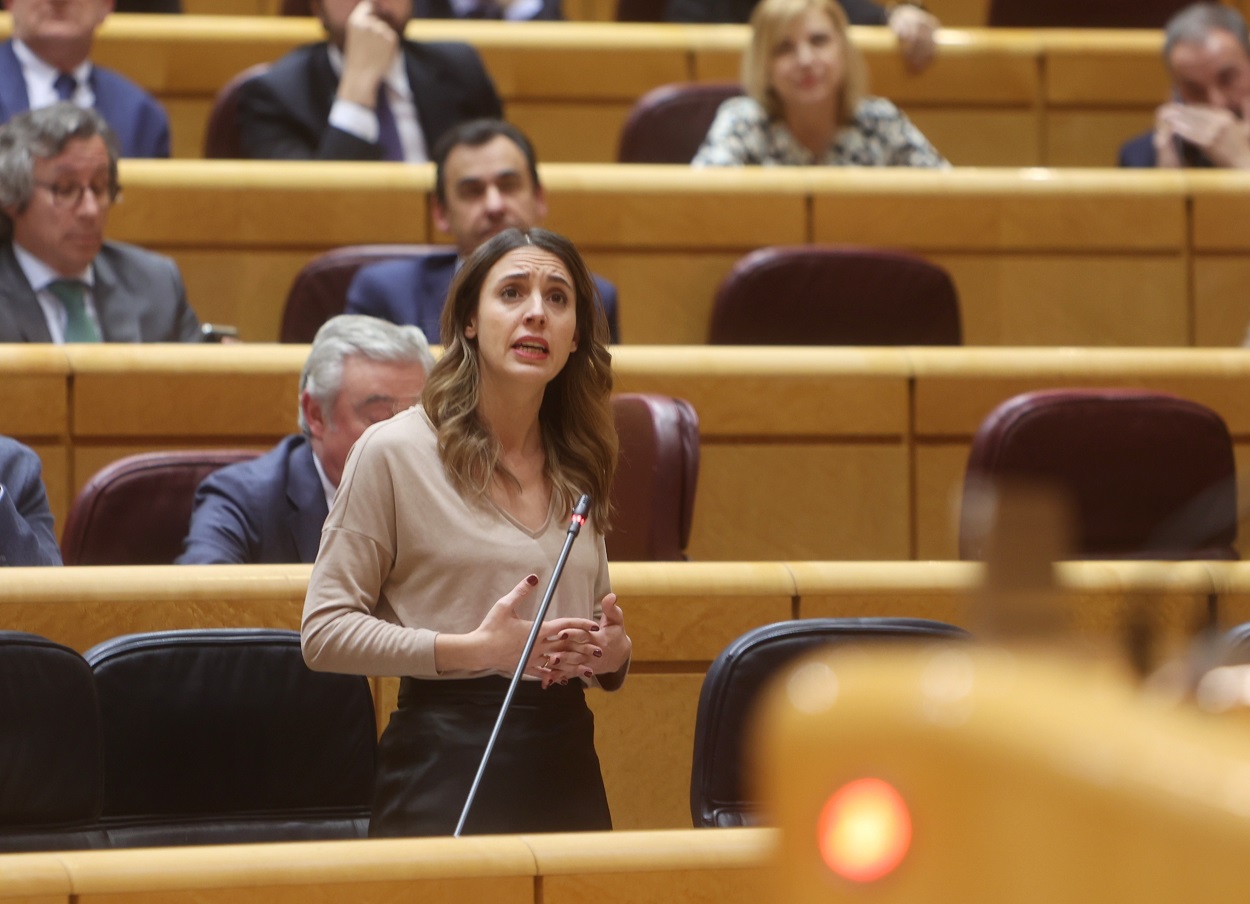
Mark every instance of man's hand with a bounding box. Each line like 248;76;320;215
336;0;399;107
1155;100;1250;169
887;4;939;74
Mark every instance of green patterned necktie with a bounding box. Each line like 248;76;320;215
46;279;100;343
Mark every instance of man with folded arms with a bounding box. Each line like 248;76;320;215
0;104;200;343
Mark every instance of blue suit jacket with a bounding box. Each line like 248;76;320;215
1119;128;1216;168
0;435;61;567
0;41;171;159
177;434;329;565
345;250;622;343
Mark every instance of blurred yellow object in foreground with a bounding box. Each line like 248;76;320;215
757;644;1250;902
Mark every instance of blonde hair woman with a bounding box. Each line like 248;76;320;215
692;0;947;167
302;227;630;837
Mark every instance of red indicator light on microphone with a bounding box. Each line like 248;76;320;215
817;777;912;883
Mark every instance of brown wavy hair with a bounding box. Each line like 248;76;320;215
422;227;617;530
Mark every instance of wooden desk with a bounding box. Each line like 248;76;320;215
7;345;1250;564
0;560;1228;830
105;163;1245;348
0;829;772;903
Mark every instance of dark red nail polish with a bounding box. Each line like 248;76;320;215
526;574;538;586
593;648;602;657
583;670;593;678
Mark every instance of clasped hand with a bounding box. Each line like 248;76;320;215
1154;100;1250;169
476;574;630;690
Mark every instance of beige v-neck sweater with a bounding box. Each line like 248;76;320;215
302;407;611;681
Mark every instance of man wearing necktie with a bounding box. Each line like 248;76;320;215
237;0;502;161
0;103;201;343
0;0;171;158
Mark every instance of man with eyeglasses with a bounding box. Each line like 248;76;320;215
0;103;200;343
0;0;170;158
178;314;433;565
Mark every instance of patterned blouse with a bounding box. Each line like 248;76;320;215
691;95;949;168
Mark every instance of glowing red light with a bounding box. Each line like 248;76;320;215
817;777;912;883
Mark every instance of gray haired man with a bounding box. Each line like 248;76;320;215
0;102;199;342
178;314;434;564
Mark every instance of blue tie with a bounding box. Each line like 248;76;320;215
54;73;77;102
47;279;100;343
375;86;404;162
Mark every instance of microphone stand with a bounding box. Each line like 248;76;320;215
453;494;591;838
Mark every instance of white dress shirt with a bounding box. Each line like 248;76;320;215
11;39;96;110
325;45;428;162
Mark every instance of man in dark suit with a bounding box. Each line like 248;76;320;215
665;0;940;72
1120;3;1250;169
346;119;621;342
0;435;61;566
237;0;502;161
0;104;200;343
177;315;433;564
0;0;170;158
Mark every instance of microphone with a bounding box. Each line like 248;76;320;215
453;494;592;837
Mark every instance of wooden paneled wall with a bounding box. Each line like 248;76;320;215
101;163;1250;348
8;345;1250;564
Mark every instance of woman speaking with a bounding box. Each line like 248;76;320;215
302;228;631;836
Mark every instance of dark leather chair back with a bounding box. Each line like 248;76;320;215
960;389;1238;560
281;0;313;12
203;63;271;159
709;245;962;345
616;0;667;21
988;0;1189;26
280;244;452;343
62;450;262;566
86;629;376;847
607;393;700;561
618;82;744;163
690;618;969;828
0;632;107;852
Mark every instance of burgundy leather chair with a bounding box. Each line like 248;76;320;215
280;0;313;12
203;63;272;159
61;450;262;566
708;244;962;346
280;245;451;343
607;393;700;561
690;618;969;828
617;82;744;163
616;0;667;21
959;389;1238;560
86;629;375;847
0;632;106;853
988;0;1190;27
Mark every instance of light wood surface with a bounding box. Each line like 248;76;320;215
101;163;1250;348
10;345;1250;564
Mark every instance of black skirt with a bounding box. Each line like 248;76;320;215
369;675;613;837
